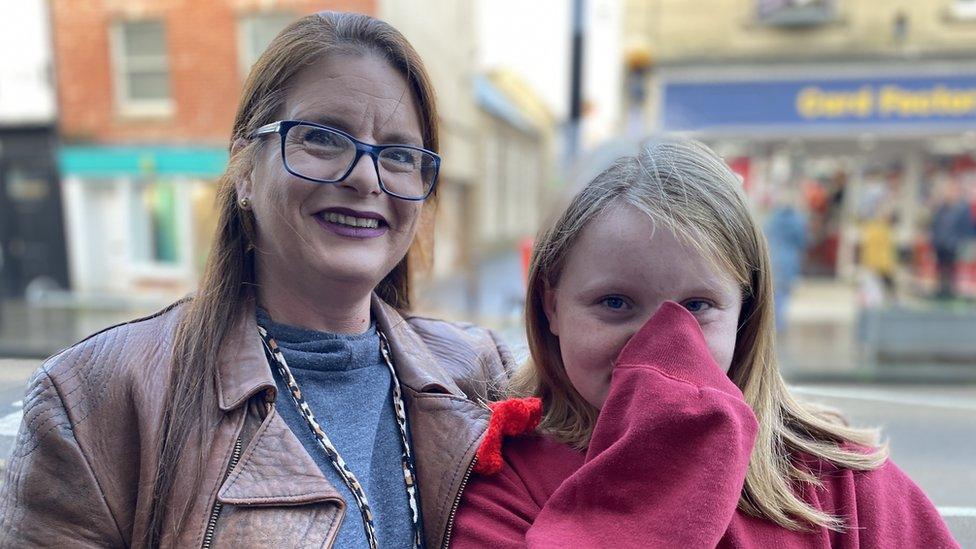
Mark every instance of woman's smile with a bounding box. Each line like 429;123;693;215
314;207;389;239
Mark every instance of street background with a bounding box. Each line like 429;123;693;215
1;0;975;546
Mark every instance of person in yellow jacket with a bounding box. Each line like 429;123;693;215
860;208;897;301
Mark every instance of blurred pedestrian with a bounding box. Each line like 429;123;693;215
0;12;511;548
765;187;808;331
930;179;973;299
860;205;898;304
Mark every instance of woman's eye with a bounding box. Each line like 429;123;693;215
304;129;344;148
683;299;713;313
600;296;629;310
385;149;418;165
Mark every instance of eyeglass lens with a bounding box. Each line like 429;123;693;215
283;123;436;198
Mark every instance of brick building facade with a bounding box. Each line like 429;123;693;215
49;0;373;299
44;0;557;311
52;0;374;144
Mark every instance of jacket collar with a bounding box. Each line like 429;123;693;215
370;294;465;397
215;295;466;411
216;299;274;411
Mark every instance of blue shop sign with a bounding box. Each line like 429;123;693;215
663;75;976;132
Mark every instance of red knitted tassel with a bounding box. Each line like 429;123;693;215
474;397;543;475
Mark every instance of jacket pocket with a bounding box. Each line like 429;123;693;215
206;407;347;548
210;503;343;548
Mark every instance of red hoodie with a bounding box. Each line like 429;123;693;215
451;302;959;548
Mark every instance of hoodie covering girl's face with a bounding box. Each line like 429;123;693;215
544;204;743;409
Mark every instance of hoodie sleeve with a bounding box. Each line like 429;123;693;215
851;459;961;548
452;302;759;548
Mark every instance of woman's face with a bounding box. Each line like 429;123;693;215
240;53;424;301
543;204;743;409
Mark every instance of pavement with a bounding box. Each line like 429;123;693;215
0;296;161;358
0;359;39;468
778;280;976;384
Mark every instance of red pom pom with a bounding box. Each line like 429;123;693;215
474;397;543;475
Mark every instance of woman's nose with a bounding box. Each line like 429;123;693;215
340;152;382;196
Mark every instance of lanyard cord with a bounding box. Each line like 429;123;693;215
258;326;423;549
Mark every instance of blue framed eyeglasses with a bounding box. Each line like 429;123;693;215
249;120;440;201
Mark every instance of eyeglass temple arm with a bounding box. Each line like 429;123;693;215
249;121;283;139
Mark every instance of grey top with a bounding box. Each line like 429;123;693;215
256;308;414;549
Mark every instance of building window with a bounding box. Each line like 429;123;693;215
130;180;180;265
953;0;976;19
238;13;294;77
756;0;835;27
112;20;172;117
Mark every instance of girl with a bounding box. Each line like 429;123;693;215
450;139;958;548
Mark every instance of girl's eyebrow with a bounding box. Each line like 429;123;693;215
576;274;638;292
680;282;740;301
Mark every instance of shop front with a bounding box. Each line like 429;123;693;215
655;65;976;297
59;145;226;302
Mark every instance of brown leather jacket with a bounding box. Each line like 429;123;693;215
0;295;512;548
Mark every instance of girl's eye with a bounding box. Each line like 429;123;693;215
683;299;713;313
600;296;630;310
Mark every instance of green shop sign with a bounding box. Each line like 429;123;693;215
60;146;229;178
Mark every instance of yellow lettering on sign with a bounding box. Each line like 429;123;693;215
796;86;873;119
878;85;976;117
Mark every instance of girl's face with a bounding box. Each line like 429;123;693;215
543;204;743;409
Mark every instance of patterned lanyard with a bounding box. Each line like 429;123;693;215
257;326;423;549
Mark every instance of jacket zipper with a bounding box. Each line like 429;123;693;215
201;435;244;549
441;455;477;549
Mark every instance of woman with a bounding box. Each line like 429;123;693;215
0;12;510;548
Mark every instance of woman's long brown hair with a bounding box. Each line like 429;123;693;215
145;12;439;546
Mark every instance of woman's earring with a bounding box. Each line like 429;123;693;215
239;197;251;210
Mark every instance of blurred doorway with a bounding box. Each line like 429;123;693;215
0;128;69;299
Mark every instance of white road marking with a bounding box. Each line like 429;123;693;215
0;410;23;437
791;386;976;412
939;507;976;518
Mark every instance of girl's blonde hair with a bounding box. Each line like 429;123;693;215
512;137;887;531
